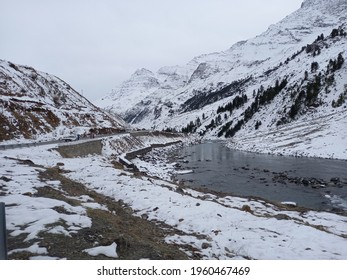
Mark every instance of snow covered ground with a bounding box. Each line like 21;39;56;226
1;135;346;259
227;110;347;160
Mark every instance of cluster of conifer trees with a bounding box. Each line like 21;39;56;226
177;27;346;137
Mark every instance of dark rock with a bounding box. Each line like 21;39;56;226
302;179;310;186
23;192;33;197
0;176;11;182
241;205;253;213
316;179;325;185
274;214;291;220
330;177;340;184
201;242;212;249
141;213;149;220
19;159;35;166
176;187;185;194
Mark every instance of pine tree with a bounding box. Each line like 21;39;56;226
255;120;262;130
304;71;309;80
331;28;339;38
336;53;345;70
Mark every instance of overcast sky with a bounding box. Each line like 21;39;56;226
1;0;303;101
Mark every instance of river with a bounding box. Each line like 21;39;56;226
171;141;347;212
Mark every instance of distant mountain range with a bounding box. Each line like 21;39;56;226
0;59;126;142
1;0;346;159
96;0;347;158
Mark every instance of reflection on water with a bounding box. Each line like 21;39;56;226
172;141;347;212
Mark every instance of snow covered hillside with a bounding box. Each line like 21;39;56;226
1;135;346;260
97;0;347;159
0;59;126;143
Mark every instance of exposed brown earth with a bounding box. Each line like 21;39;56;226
7;162;196;260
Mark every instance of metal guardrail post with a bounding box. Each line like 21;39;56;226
0;202;7;260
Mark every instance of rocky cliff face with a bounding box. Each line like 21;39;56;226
0;59;126;142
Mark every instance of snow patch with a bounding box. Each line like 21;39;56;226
83;242;118;258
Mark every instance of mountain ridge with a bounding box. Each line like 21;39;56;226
97;0;347;158
0;59;126;142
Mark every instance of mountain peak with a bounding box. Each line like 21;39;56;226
98;0;347;160
302;0;342;7
132;68;155;78
301;0;347;16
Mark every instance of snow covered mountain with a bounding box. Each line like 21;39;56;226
97;0;347;158
0;59;126;142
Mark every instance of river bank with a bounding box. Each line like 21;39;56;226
164;141;347;213
1;134;347;259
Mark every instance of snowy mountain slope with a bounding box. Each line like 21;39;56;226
97;0;347;158
0;59;126;142
228;110;347;159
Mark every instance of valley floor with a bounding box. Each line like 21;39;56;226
1;134;346;260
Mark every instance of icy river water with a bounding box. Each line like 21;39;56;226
171;141;347;212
